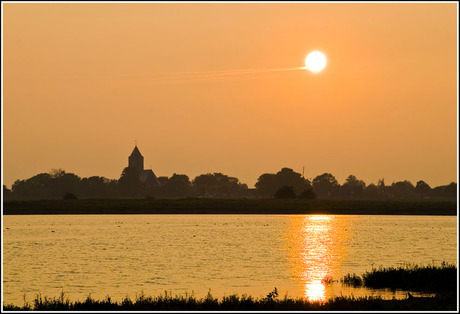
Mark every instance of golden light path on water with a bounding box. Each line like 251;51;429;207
286;215;353;302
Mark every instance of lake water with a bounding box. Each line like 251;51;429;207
2;214;457;306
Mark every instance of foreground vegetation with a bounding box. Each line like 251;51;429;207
3;290;456;311
3;198;456;215
341;262;457;293
4;263;457;311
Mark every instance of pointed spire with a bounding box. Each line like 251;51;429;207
130;145;143;157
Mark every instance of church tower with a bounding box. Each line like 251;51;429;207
129;145;144;173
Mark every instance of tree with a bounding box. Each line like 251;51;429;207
340;175;366;198
192;173;247;198
163;174;192;198
274;186;296;199
312;173;338;198
255;168;311;197
431;182;457;199
364;183;379;199
118;167;144;197
47;172;81;198
11;173;52;199
3;185;12;200
415;180;431;198
390;181;415;199
255;173;278;196
50;168;66;178
81;176;114;198
299;188;317;199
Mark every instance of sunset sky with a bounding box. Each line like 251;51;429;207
2;2;458;189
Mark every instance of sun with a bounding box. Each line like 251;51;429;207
305;51;327;73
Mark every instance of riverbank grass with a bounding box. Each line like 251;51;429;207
4;263;457;311
341;262;457;293
2;290;457;311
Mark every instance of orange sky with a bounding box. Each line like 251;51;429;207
2;2;458;189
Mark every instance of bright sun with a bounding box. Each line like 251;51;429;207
305;51;327;73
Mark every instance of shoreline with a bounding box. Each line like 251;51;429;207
3;198;457;215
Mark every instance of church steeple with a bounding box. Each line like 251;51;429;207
129;145;144;173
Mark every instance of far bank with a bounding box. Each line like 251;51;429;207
2;198;457;215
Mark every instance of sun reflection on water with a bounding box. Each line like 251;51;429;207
286;215;353;302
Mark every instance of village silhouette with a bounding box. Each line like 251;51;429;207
3;145;457;201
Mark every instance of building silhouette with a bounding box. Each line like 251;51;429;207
127;145;159;186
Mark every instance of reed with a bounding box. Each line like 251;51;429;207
4;264;457;310
3;288;456;311
341;273;363;286
362;262;457;293
340;262;457;293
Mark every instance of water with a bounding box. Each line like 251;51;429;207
2;215;457;306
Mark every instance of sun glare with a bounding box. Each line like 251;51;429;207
305;51;327;73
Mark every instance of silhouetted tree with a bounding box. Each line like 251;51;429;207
364;183;380;199
339;175;366;198
47;172;81;198
81;176;104;197
162;174;192;198
11;173;53;199
192;173;247;198
118;167;144;197
255;168;311;197
375;178;393;199
50;168;66;178
415;180;431;198
80;176;118;198
3;185;12;200
312;173;339;198
5;167;456;201
254;173;277;196
431;182;457;199
390;180;416;199
299;188;317;199
274;186;296;199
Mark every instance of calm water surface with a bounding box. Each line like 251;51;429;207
3;215;457;305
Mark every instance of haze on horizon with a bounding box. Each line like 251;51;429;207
2;2;458;189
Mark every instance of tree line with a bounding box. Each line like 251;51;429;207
3;167;456;201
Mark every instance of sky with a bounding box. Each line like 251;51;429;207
2;2;458;189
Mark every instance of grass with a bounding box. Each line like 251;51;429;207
341;273;363;286
2;289;457;311
341;262;457;293
4;264;457;310
3;198;457;215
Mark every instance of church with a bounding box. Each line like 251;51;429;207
126;145;159;187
